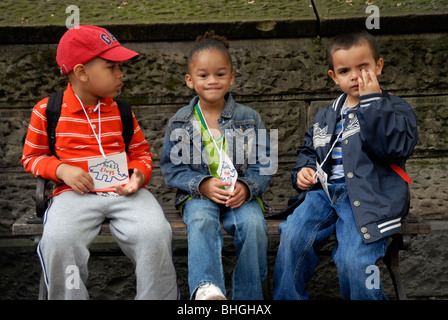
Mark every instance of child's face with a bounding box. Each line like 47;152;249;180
328;42;383;105
185;49;234;108
81;58;124;101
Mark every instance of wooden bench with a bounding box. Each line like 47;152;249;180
12;207;284;238
13;204;431;300
12;177;431;300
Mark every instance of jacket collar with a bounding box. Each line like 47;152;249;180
331;93;347;112
331;89;389;113
220;93;236;118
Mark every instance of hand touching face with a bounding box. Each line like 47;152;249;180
357;68;381;96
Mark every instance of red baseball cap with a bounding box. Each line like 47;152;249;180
56;25;139;75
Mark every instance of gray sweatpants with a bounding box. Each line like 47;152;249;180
38;189;178;300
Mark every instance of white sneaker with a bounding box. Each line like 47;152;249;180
194;284;226;300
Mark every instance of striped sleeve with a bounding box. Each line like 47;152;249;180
126;112;153;186
21;98;64;182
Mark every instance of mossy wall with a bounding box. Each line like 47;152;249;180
1;0;447;300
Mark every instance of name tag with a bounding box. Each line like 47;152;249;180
88;152;129;190
217;149;238;192
316;162;332;204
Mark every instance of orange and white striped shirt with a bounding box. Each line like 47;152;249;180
21;83;153;197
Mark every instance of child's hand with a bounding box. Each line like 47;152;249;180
297;167;316;190
115;168;145;195
225;181;249;209
199;177;232;204
358;68;381;97
56;163;94;194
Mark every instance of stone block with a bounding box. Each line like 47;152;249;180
408;158;448;219
313;0;448;35
409;96;448;156
400;226;448;298
0;0;317;43
3;33;448;108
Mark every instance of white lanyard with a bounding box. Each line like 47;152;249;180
74;93;107;159
319;129;343;168
314;107;346;201
319;105;347;168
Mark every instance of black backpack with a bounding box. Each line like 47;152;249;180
46;91;134;158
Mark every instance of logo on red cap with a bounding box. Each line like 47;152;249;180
100;30;117;45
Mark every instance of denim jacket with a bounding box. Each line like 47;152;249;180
161;93;275;210
291;91;418;243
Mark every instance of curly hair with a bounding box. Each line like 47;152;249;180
187;30;232;69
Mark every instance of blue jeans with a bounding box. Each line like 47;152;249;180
273;184;389;300
182;198;268;300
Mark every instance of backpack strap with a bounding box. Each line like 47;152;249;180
114;98;134;153
389;164;412;184
46;91;64;158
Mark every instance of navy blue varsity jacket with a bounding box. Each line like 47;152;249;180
291;91;418;243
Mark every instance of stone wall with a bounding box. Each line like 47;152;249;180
1;0;447;300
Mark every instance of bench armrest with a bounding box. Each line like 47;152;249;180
36;176;49;217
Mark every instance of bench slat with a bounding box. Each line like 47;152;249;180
12;208;431;238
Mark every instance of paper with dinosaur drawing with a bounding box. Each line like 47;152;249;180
88;152;129;190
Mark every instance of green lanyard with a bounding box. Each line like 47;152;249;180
194;104;227;178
